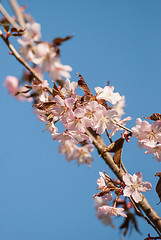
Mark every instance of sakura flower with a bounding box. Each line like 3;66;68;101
58;140;77;162
82;101;103;128
32;79;49;92
30;43;56;71
98;205;127;217
95;86;121;105
144;143;161;162
49;58;72;80
113;95;125;120
46;121;58;134
97;172;113;201
94;197;115;228
92;107;118;135
71;143;94;166
123;172;152;203
4;75;18;95
18;22;41;45
132;118;161;149
61;78;78;98
52;130;78;144
109;116;132;137
131;118;142;137
63;107;87;133
4;76;32;102
53;95;75;117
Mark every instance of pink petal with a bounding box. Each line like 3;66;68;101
133;172;143;184
132;189;142;203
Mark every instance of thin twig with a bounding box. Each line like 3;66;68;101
8;0;26;28
105;129;113;143
113;119;132;134
0;3;20;29
0;30;43;83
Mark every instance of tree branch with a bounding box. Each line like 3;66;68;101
0;30;43;83
0;3;20;29
8;0;26;28
86;128;161;235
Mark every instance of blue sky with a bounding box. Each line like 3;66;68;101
1;0;161;239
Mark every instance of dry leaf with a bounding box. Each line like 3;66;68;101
155;172;161;204
35;101;56;111
52;82;64;98
143;113;161;121
102;137;124;168
53;36;73;46
77;73;93;101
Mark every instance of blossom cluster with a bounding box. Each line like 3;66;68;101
132;118;161;162
4;17;132;165
18;21;72;80
94;171;152;226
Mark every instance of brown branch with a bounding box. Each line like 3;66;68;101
0;30;43;83
86;128;161;236
8;0;26;28
0;3;20;29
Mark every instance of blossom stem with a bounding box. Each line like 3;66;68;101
113;119;132;134
105;129;113;143
8;0;26;28
0;3;20;29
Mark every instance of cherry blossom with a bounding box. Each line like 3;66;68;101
123;172;152;203
94;196;115;228
71;143;94;165
113;95;125;119
109;116;132;137
92;107;118;134
4;75;18;95
61;78;78;98
95;85;121;104
144;143;161;163
58;140;77;162
132;119;161;146
98;205;127;217
18;22;41;45
97;172;113;201
49;58;72;80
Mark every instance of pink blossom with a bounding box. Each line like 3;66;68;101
32;79;49;92
144;143;161;162
97;172;113;201
109;116;132;137
58;140;77;162
49;58;72;80
63;107;87;133
123;172;152;203
61;78;78;98
71;143;94;166
94;197;115;228
4;75;18;95
132;118;161;149
113;96;125;119
18;22;41;45
92;107;118;134
95;86;121;104
98;205;127;217
53;95;75;117
46;121;58;134
30;43;56;71
82;101;103;128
